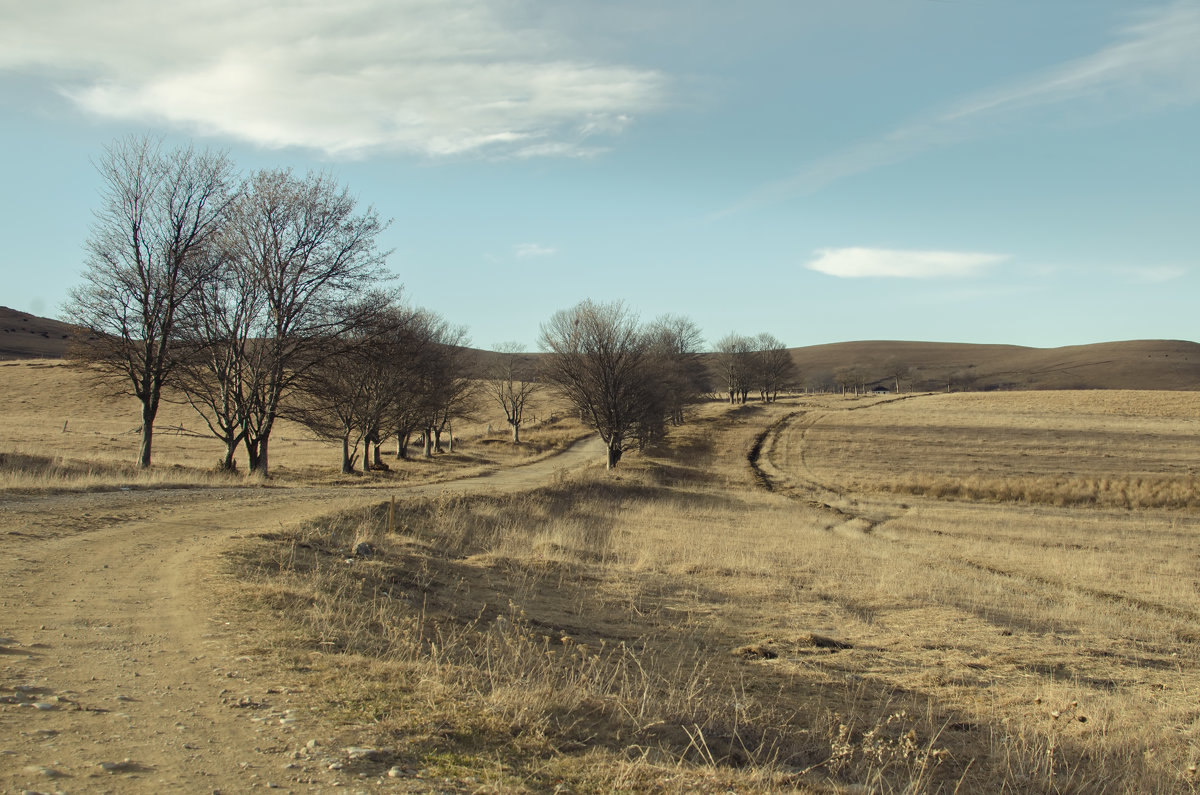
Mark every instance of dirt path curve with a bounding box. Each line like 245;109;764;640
0;436;604;794
754;396;929;535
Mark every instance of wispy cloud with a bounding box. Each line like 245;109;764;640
514;242;557;258
1117;265;1187;283
720;2;1200;214
807;247;1006;279
0;1;666;158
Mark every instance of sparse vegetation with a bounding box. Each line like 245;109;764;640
0;359;588;492
227;389;1200;792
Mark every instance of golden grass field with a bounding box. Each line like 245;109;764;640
5;360;1200;792
212;389;1200;792
0;359;587;491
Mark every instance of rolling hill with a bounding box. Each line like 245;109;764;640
4;306;1198;391
0;306;77;359
788;339;1200;392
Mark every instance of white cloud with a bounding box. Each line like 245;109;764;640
937;3;1200;124
515;243;557;258
718;2;1200;214
807;248;1007;279
0;0;666;158
1117;265;1187;283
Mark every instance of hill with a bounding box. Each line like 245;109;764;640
3;307;1197;390
0;306;76;359
790;339;1200;392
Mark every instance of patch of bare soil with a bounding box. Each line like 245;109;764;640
0;436;602;793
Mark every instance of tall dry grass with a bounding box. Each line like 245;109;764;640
228;393;1200;792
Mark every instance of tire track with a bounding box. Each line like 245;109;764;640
750;401;1200;635
0;436;603;793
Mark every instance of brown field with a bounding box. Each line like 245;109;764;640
0;359;587;491
4;362;1200;792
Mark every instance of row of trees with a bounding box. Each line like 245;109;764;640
539;302;708;469
67;136;799;473
67;135;471;475
713;332;797;404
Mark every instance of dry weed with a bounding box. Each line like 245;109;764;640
226;392;1200;792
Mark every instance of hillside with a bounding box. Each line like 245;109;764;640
791;339;1200;392
4;307;1198;390
0;306;76;358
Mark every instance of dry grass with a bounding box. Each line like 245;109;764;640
226;390;1200;792
7;354;1199;789
0;359;587;492
801;391;1200;509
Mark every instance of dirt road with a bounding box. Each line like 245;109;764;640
0;437;603;794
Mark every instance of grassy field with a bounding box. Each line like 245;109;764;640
7;359;1200;791
0;359;586;491
225;390;1200;792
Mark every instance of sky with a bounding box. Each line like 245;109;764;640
1;0;1197;351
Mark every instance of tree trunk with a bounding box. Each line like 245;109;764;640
138;400;157;469
396;431;409;460
606;442;622;470
245;439;260;471
255;436;270;476
219;440;238;472
341;436;353;474
372;442;384;469
511;422;520;444
423;430;432;458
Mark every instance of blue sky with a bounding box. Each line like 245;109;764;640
1;0;1197;350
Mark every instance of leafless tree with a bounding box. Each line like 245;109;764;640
482;342;540;444
227;169;389;476
65;135;237;468
539;300;657;469
420;320;474;457
288;295;415;473
834;365;869;395
753;332;797;402
880;359;911;393
647;315;708;424
172;250;259;470
714;333;755;404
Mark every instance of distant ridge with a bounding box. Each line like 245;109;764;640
787;339;1200;392
0;306;76;359
4;307;1198;391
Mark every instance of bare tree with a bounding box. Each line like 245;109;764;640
647;315;707;424
288;295;414;473
539;300;655;469
834;365;870;396
880;358;911;393
65;135;236;468
754;332;797;402
714;333;755;404
482;342;540;443
172;252;259;470
228;169;389;476
421;321;474;457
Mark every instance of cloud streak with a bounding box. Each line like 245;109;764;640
1117;265;1187;283
514;243;557;258
720;2;1200;214
807;248;1006;279
0;0;666;158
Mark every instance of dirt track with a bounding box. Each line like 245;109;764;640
0;437;603;794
